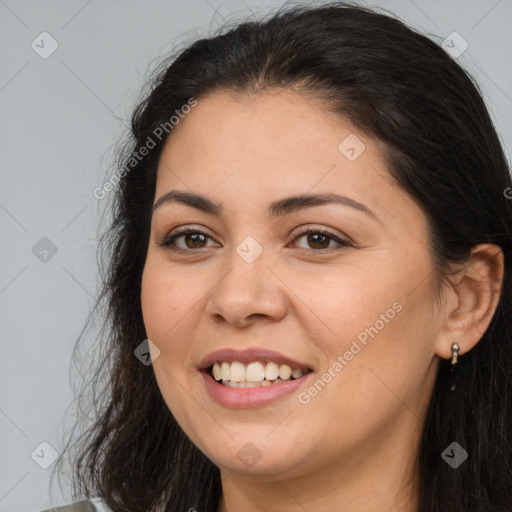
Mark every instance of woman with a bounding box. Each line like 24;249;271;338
51;2;512;511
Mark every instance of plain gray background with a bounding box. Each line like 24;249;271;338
1;0;511;511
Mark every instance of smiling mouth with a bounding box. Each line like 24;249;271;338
206;361;313;388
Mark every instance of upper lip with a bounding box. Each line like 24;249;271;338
199;348;313;371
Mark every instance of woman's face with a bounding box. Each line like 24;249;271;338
141;90;443;480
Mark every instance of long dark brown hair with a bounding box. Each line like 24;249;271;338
51;2;512;511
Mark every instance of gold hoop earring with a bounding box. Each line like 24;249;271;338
451;343;460;365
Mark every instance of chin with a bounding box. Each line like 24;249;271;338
199;430;306;474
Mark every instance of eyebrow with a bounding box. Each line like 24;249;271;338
152;190;380;222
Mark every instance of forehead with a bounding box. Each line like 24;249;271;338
159;90;383;183
155;90;423;228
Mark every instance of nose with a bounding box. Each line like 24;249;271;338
205;245;288;329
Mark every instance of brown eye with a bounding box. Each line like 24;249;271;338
291;228;352;251
156;228;215;251
304;232;330;249
181;232;208;249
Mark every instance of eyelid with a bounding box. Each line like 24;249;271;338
290;224;351;242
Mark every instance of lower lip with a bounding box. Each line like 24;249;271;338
201;369;313;408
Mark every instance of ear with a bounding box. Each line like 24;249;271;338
434;243;504;360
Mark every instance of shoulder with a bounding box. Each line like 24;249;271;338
40;500;98;511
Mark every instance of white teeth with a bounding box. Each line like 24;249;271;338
246;362;266;382
278;364;292;380
220;362;231;380
209;360;311;386
212;362;221;380
226;381;263;388
230;362;245;382
265;361;280;380
291;368;303;379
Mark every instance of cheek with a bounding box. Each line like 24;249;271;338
141;269;166;340
140;257;208;380
317;285;436;426
141;258;188;339
302;269;399;351
140;260;201;427
305;260;435;397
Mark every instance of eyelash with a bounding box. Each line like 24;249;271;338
156;226;353;253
